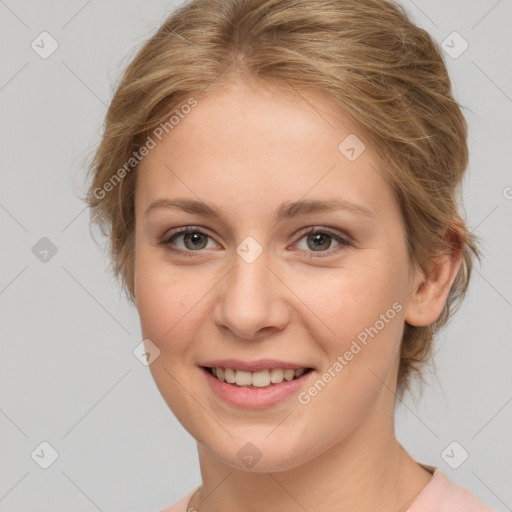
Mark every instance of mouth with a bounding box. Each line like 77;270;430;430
201;366;314;389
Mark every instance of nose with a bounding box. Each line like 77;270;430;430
213;248;291;341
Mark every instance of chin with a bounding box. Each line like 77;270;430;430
203;432;316;473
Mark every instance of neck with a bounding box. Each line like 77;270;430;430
191;394;432;512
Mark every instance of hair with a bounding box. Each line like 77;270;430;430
85;0;481;402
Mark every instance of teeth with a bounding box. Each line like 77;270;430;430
252;370;270;387
224;367;236;383
235;370;252;386
269;368;284;383
209;367;309;387
283;369;295;381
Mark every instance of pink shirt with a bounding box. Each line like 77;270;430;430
160;464;494;511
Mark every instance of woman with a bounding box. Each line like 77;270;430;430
86;0;493;510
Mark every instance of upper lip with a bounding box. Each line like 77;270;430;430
200;359;313;372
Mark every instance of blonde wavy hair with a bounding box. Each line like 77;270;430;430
85;0;481;401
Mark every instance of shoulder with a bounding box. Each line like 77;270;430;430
158;486;200;512
408;465;495;512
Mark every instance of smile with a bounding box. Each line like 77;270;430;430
200;364;315;409
204;366;313;388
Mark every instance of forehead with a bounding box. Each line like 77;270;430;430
135;81;396;224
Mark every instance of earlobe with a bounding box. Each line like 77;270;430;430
404;249;463;327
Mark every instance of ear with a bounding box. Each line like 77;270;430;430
404;229;463;327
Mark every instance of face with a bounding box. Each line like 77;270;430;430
134;81;417;472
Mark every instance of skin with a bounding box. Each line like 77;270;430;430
133;80;462;512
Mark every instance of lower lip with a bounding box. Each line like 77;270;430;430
201;367;314;409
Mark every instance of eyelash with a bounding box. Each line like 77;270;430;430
159;226;353;258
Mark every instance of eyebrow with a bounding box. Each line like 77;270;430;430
144;197;374;221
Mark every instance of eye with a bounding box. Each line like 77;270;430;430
159;225;352;258
292;227;352;257
160;226;218;256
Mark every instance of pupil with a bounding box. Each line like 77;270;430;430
308;233;330;251
186;232;207;250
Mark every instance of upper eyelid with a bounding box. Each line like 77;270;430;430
163;226;218;244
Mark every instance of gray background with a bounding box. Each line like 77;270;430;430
1;0;511;510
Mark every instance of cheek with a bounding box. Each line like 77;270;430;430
304;251;406;397
318;259;404;339
135;246;185;349
134;245;215;358
290;271;404;447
